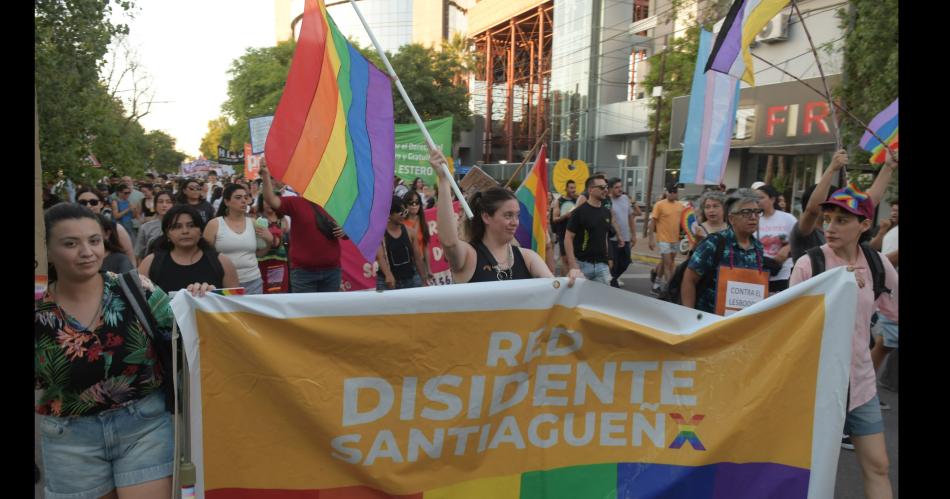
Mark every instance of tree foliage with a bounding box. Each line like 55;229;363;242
217;40;474;149
199;117;235;160
836;0;898;167
36;0;186;182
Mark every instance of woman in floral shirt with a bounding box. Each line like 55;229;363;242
36;203;214;499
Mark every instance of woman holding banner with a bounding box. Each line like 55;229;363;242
790;185;898;499
36;203;217;499
431;148;580;285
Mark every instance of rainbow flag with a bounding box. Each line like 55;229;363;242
859;98;898;164
514;145;549;261
705;0;790;85
265;0;395;262
681;204;699;245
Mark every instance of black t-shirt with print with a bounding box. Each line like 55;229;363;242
567;202;613;263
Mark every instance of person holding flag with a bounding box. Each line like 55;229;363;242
432;148;579;285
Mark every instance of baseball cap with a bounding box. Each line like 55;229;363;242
821;183;874;220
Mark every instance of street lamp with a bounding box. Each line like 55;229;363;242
498;160;508;164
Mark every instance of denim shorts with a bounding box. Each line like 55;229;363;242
39;390;174;498
844;393;885;437
658;241;677;255
874;315;899;348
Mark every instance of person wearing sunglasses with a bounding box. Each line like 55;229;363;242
76;188;136;265
401;190;432;283
175;178;215;224
680;189;768;315
564;175;615;285
376;196;428;290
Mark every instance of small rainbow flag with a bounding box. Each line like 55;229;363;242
211;288;247;296
265;0;395;262
514;144;550;261
859;98;898;164
681;203;699;245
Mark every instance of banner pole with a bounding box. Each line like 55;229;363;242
504;128;548;189
347;0;474;219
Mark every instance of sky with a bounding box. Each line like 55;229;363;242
109;0;279;158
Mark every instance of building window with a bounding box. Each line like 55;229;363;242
634;0;649;22
628;49;648;101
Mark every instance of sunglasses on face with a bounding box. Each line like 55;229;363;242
590;184;608;190
408;201;420;206
78;199;100;207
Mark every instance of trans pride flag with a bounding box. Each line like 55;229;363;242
859;98;898;164
680;29;740;186
265;0;395;262
705;0;790;85
515;145;549;261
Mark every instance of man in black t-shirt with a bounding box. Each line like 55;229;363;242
564;175;613;285
552;179;579;273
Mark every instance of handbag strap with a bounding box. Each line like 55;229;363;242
117;270;159;340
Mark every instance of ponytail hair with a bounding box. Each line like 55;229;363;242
462;187;517;243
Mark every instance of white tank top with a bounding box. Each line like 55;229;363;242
215;216;261;283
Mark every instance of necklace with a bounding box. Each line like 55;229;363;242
51;282;104;331
494;244;514;281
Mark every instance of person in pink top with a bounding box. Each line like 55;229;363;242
790;184;897;499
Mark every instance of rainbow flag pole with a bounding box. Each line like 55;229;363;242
347;0;473;219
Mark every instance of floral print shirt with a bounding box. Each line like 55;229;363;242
35;271;174;417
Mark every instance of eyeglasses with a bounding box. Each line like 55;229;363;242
733;208;765;218
78;199;100;207
590;184;608;190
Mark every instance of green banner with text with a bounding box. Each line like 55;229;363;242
394;116;453;188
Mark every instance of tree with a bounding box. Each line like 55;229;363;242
35;0;134;181
221;41;297;149
221;40;474;147
378;43;473;141
836;0;898;193
200;117;234;160
144;131;187;173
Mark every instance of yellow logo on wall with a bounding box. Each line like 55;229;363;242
553;158;590;196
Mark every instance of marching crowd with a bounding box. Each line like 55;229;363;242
37;147;897;498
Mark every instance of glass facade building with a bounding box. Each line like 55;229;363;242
326;0;413;55
549;0;597;162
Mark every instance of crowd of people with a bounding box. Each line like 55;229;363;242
36;146;898;498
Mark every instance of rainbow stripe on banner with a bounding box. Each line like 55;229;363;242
265;0;395;262
514;145;550;261
207;462;808;498
859;98;898;164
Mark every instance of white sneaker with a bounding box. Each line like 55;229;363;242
617;278;625;286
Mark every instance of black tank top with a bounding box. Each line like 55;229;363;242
150;250;224;293
378;225;416;280
470;240;532;282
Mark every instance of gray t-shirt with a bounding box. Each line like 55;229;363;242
789;221;825;263
610;194;632;242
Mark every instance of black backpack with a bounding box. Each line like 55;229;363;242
662;232;728;305
806;243;890;300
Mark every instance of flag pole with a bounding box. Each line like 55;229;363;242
347;0;474;219
504;128;549;189
788;0;841;151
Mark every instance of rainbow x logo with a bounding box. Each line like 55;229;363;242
668;413;706;451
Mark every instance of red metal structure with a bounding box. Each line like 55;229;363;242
471;1;553;163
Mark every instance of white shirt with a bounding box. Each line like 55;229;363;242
882;226;898;261
757;210;798;281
